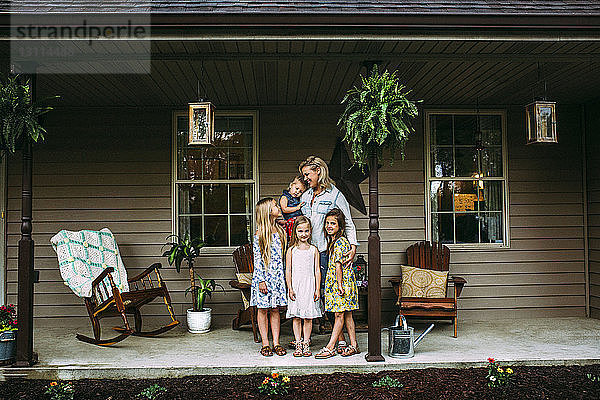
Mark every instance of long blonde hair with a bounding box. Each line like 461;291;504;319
289;216;312;249
255;198;286;267
299;156;335;192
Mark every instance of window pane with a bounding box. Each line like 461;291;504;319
481;212;503;243
215;116;253;148
480;181;503;211
431;147;453;177
229;147;252;179
204;216;228;246
481;115;502;145
430;115;453;145
454;115;476;145
455;148;478;177
230;184;253;214
453;180;478;212
432;213;454;244
178;216;202;241
231;215;252;246
481;147;503;177
204;184;228;214
456;214;478;243
178;184;202;214
430;181;453;212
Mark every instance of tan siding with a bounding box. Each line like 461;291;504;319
586;100;600;318
5;104;587;324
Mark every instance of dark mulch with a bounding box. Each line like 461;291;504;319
2;365;600;400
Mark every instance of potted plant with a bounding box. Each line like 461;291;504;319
0;304;18;364
1;75;55;154
162;233;222;333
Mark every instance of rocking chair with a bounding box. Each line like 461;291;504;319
51;228;180;346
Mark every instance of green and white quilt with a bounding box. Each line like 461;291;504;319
50;228;129;298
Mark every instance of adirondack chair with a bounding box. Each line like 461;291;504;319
50;228;180;346
229;243;260;342
389;241;467;338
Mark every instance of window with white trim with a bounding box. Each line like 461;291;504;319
425;110;509;246
173;111;258;247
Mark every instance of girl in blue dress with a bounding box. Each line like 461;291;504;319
250;197;288;357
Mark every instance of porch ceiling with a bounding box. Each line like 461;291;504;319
4;39;600;107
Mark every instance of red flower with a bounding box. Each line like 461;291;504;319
487;357;495;363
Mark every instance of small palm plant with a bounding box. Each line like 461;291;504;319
338;64;419;169
0;75;56;154
187;274;224;312
162;233;206;311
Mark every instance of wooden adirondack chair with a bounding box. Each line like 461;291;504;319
51;229;180;346
229;243;260;343
389;241;466;337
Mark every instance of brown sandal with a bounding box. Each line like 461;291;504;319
341;345;360;357
273;344;287;356
260;346;273;357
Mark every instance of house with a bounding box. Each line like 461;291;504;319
1;1;599;340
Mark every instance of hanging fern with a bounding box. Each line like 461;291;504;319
0;75;56;154
338;65;420;169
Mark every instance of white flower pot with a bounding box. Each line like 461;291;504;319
187;308;212;333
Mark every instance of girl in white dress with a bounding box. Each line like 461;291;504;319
285;216;322;357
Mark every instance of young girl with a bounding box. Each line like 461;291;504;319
315;208;360;358
250;198;288;357
285;216;322;357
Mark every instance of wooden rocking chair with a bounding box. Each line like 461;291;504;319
389;241;466;337
51;228;180;346
229;243;260;342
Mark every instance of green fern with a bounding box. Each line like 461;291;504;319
338;65;420;169
0;75;57;154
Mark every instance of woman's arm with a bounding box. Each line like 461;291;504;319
285;247;295;301
313;246;321;301
279;196;303;213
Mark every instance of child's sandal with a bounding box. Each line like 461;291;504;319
315;347;336;359
260;346;273;357
341;345;360;357
336;341;348;354
293;341;303;357
302;341;312;357
273;344;287;356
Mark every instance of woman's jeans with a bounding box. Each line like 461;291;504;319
319;251;336;326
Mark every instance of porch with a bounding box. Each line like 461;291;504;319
2;317;599;380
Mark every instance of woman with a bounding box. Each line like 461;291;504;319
298;155;358;352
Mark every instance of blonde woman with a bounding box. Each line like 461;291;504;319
250;198;288;357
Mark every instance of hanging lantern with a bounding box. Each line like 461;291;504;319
188;102;214;145
525;101;557;144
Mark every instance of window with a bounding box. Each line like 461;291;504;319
425;110;509;246
173;111;258;248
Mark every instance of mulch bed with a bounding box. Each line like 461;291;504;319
2;364;600;400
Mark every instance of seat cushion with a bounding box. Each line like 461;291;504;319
236;272;253;309
50;228;129;298
400;265;448;298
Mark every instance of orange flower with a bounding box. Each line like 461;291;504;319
50;382;58;386
271;372;279;379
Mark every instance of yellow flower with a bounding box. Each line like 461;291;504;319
262;378;269;385
50;382;58;387
282;376;290;383
271;372;279;379
498;367;504;373
506;368;513;374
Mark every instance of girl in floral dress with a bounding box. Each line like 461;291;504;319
250;198;288;357
315;208;359;359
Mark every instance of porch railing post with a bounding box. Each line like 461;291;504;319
15;69;37;366
366;152;384;362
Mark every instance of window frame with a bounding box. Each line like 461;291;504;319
171;109;259;254
424;109;510;249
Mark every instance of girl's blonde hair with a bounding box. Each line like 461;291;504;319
255;197;286;267
324;208;346;254
289;216;312;249
298;156;335;192
288;175;308;191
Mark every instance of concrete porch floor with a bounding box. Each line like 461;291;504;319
2;317;599;380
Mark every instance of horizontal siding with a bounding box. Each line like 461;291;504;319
4;104;587;325
586;100;600;319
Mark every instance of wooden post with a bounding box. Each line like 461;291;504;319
366;152;384;362
14;71;37;366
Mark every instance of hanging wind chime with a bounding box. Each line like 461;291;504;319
525;63;557;144
188;61;215;146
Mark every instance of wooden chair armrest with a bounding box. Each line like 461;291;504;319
128;263;162;283
229;280;251;290
448;276;467;298
92;267;115;288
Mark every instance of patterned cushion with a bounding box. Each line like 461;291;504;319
400;265;448;298
50;228;129;298
236;272;253;309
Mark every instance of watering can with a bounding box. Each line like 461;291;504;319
382;315;434;358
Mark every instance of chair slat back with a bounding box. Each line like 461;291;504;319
232;243;254;273
406;241;450;272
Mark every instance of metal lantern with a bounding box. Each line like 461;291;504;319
188;102;215;145
526;101;557;144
